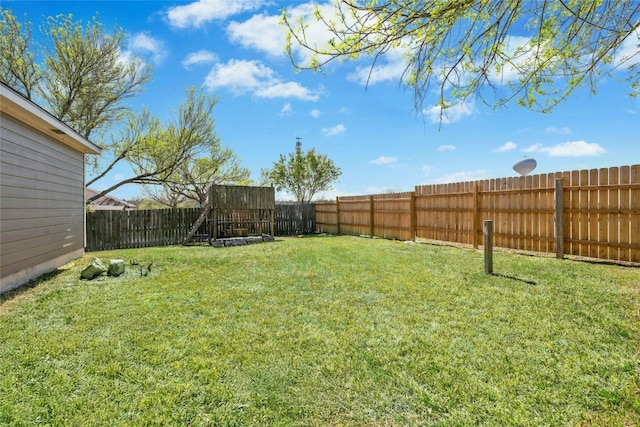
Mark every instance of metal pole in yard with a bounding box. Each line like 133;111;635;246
484;220;494;275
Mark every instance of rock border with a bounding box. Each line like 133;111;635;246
210;234;275;248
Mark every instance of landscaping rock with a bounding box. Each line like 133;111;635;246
108;259;126;276
210;235;275;248
81;258;107;280
225;238;247;247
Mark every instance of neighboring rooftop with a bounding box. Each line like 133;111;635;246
86;188;136;211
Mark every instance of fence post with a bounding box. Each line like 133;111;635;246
473;184;480;249
369;195;375;237
555;178;564;259
336;197;341;235
270;208;275;236
484;220;493;275
410;192;417;241
209;186;217;241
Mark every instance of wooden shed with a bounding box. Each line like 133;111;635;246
210;185;275;239
0;83;101;294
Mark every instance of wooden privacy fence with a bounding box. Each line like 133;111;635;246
275;203;316;236
86;208;206;251
210;185;275;239
316;165;640;264
316;192;415;241
86;203;316;251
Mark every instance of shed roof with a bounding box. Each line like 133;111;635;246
0;83;101;155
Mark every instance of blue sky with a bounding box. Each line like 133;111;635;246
4;0;640;201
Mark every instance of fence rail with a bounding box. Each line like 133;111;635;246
316;165;640;264
86;204;315;251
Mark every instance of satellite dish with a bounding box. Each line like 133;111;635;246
513;158;537;176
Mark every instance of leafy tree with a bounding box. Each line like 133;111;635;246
1;9;246;205
283;0;640;118
0;8;159;201
265;140;341;204
0;9;150;140
164;151;251;207
87;88;237;204
40;13;150;140
140;186;191;209
0;9;40;99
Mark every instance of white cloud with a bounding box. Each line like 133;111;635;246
117;49;148;75
365;186;409;194
310;109;322;118
437;144;456;152
278;186;353;202
224;0;334;64
422;165;435;176
166;0;265;29
545;126;571;135
493;141;517;153
523;140;606;157
489;35;531;85
280;103;293;116
182;49;218;69
128;33;166;64
486;30;639;88
256;82;321;101
545;141;606;157
370;156;398;165
522;143;544;153
322;124;346;137
432;170;488;184
276;2;350;65
423;101;476;124
203;59;322;101
613;29;640;68
227;13;284;57
347;48;408;86
314;187;353;201
204;59;272;93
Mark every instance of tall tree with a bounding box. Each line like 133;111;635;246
265;139;341;204
0;9;150;139
40;13;150;140
0;8;156;199
87;87;230;204
283;0;640;118
0;9;41;99
163;150;251;207
140;185;190;209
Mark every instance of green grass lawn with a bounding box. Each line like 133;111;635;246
1;236;639;426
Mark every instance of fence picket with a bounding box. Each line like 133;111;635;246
631;165;640;263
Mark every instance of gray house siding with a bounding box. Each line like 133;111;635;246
0;84;100;294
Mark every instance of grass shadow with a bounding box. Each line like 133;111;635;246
491;273;537;286
0;269;64;304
